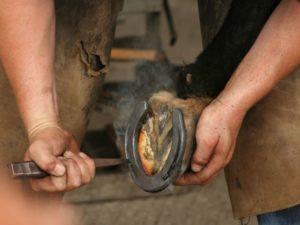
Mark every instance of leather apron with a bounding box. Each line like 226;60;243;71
0;0;122;164
226;69;300;218
198;0;300;218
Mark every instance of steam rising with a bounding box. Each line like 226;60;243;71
112;61;179;146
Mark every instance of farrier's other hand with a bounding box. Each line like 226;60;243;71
176;99;246;185
24;127;95;192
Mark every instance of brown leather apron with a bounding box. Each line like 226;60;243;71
226;69;300;218
0;0;122;164
198;0;300;218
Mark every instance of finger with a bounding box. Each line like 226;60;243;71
175;172;194;185
177;148;226;186
30;174;67;192
214;130;233;160
28;140;66;177
64;151;92;185
64;158;82;191
179;134;234;186
175;169;221;186
200;171;220;185
78;152;96;179
193;153;226;184
175;172;202;186
195;130;233;181
191;124;219;173
68;137;80;154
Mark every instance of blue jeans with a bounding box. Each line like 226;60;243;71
258;204;300;225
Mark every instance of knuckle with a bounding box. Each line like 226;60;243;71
86;157;95;168
69;179;82;190
193;152;209;165
67;158;76;166
66;162;82;189
54;179;66;192
73;181;81;188
81;173;92;185
56;185;66;192
42;160;56;172
85;158;96;174
201;137;215;149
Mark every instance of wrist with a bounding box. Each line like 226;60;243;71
27;119;64;141
216;82;257;114
18;86;60;136
212;94;247;120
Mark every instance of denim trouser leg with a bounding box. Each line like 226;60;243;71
258;204;300;225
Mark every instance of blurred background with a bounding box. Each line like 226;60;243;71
64;1;256;224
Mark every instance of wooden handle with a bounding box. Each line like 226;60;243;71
9;161;48;179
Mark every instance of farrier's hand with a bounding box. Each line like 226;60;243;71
24;127;95;192
176;99;246;185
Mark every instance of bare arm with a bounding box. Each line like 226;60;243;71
219;0;300;113
0;0;95;192
0;0;58;132
178;0;300;185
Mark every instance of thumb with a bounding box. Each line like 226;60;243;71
28;141;66;177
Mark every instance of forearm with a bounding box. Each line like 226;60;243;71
0;0;58;135
218;0;300;113
179;0;300;185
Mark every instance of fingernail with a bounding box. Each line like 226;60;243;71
53;163;66;176
191;163;202;173
79;152;88;159
64;151;74;158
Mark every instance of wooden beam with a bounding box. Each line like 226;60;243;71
111;48;166;61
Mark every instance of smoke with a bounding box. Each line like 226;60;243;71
112;61;179;146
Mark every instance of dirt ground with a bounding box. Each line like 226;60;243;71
66;1;258;224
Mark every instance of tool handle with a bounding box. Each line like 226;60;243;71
9;161;48;179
